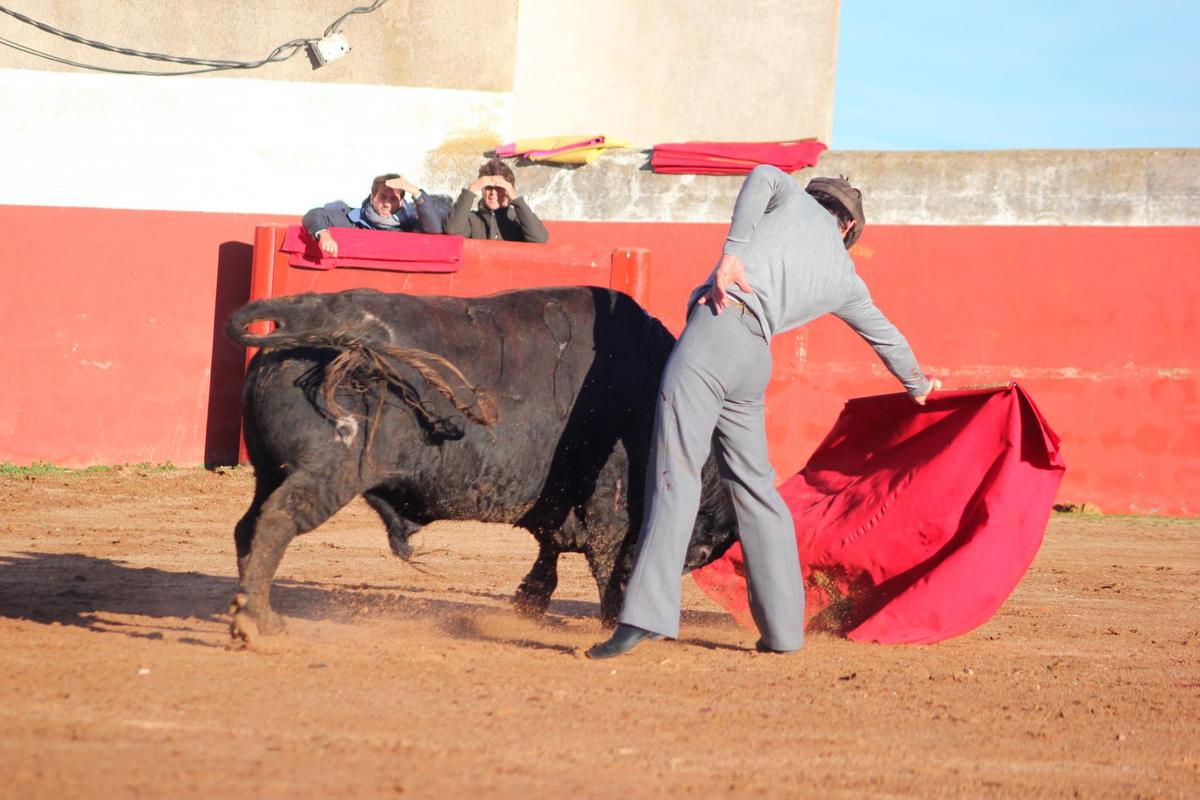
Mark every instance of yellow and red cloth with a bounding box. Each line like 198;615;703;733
494;135;632;165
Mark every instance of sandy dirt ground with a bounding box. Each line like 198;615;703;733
0;466;1196;799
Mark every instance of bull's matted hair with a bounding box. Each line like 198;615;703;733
320;335;499;452
227;317;498;450
370;173;403;196
477;158;517;187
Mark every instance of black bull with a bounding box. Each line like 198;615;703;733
226;286;738;642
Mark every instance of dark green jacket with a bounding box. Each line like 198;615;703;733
445;189;549;243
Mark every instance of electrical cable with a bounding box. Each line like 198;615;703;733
0;0;388;75
322;1;389;38
0;35;311;76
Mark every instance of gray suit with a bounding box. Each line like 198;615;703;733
618;165;931;651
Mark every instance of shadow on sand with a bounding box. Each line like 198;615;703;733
0;552;627;651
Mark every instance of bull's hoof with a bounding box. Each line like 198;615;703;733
598;603;622;628
387;534;413;560
229;611;258;647
512;589;550;618
229;609;286;646
228;594;285;646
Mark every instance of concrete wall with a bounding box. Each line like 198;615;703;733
0;1;518;90
512;0;840;145
485;148;1200;225
827;149;1200;226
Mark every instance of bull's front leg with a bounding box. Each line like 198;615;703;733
363;490;422;560
513;538;559;617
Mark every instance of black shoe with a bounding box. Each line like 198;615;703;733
585;624;657;659
754;639;796;654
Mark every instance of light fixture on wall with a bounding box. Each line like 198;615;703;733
307;32;351;68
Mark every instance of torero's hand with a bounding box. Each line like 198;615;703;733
696;254;752;314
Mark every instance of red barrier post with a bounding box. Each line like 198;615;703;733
238;225;286;464
610;247;652;308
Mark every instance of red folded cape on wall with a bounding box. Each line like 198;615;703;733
692;384;1065;644
281;225;463;273
650;139;827;175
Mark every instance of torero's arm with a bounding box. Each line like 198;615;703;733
835;277;934;403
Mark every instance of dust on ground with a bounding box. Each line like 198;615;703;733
0;467;1196;799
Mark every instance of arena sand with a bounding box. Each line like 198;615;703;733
0;467;1196;798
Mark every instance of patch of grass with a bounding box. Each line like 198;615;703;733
0;461;179;475
126;462;178;472
0;461;69;475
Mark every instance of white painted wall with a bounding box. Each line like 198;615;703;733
0;68;511;214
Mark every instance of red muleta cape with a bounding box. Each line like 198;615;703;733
692;384;1065;644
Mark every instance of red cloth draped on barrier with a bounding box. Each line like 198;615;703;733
281;225;463;273
692;384;1065;644
650;139;827;175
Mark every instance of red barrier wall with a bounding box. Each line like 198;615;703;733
2;205;1196;515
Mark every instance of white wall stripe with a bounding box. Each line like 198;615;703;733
0;68;512;215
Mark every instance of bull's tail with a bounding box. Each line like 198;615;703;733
226;295;321;349
227;296;497;428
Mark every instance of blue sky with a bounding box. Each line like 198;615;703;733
832;2;1200;150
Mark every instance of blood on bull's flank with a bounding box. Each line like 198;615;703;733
225;286;738;645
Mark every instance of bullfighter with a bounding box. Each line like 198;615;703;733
587;166;935;658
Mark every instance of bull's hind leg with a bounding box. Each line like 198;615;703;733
514;538;560;617
231;468;358;645
584;542;628;626
234;465;283;581
363;490;423;559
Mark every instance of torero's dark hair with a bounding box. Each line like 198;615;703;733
811;195;853;227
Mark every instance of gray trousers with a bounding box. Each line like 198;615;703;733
618;303;806;651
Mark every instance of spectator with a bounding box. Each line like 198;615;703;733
302;174;450;258
445;159;549;243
